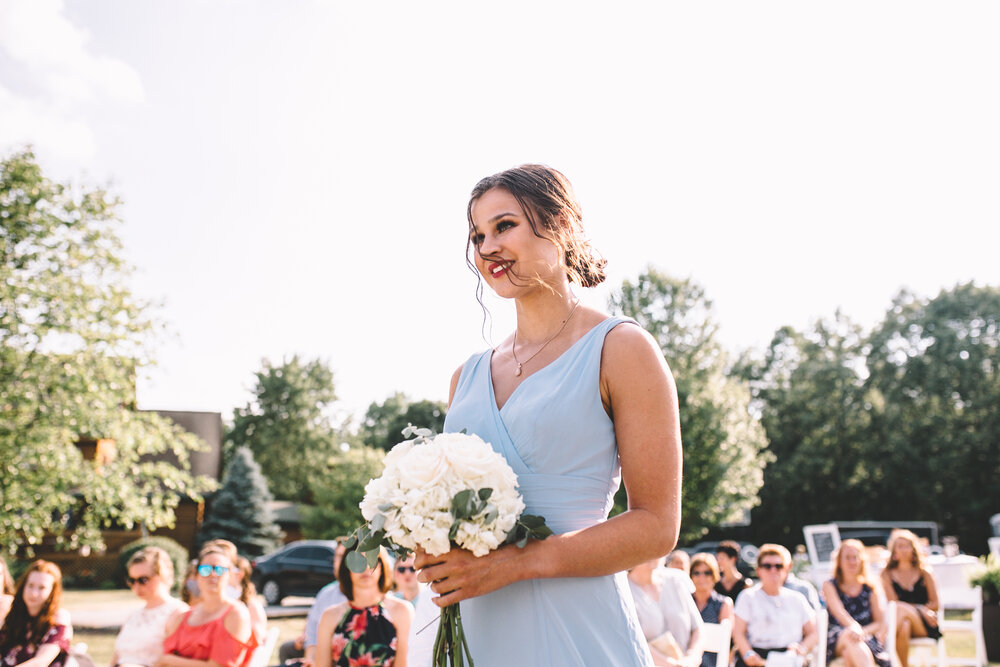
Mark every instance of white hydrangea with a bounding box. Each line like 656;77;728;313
359;432;526;557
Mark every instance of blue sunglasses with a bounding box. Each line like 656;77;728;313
197;564;230;577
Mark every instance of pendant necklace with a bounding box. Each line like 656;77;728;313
511;298;581;377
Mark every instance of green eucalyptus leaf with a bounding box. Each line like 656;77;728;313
345;550;369;573
478;488;493;501
370;514;386;531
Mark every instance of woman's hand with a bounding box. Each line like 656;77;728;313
742;652;766;667
414;545;525;607
917;604;938;627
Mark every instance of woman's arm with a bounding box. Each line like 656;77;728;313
719;597;735;623
821;581;864;639
867;589;885;639
385;598;413;667
880;571;899;602
419;325;681;606
791;618;817;656
313;604;347;667
247;598;268;641
732;616;764;667
921;569;940;613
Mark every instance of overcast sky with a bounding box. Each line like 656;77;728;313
2;0;998;424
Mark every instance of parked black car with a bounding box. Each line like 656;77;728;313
679;540;759;578
251;540;340;605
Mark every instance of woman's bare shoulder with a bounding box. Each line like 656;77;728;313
53;608;72;625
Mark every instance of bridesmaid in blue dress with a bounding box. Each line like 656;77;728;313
414;164;682;667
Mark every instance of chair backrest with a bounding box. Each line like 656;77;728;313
988;537;1000;559
700;619;733;667
814;609;829;667
246;626;280;667
884;601;898;667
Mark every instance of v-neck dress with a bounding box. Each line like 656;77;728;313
443;316;653;667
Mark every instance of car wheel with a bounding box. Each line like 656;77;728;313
261;579;282;606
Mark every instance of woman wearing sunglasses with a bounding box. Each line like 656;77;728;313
112;547;188;667
157;548;257;667
732;545;817;667
689;553;733;667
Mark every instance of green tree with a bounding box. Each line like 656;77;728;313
609;267;769;542
195;446;283;557
360;392;447;451
735;313;871;545
0;148;214;554
300;445;385;539
226;356;340;502
864;283;1000;551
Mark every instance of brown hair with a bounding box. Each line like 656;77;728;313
180;559;200;605
200;539;239;562
0;555;14;595
0;560;63;655
716;540;741;561
128;546;175;586
338;547;393;601
886;529;926;571
690;552;722;584
832;539;871;585
236;556;257;604
466;164;607;294
756;544;792;569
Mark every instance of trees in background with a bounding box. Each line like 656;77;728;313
359;392;447;451
0;149;213;554
195;446;283;557
226;356;341;502
610;268;770;542
740;284;1000;552
301;444;385;540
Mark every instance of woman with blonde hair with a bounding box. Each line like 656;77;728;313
881;529;941;667
0;560;72;667
690;553;733;667
822;540;889;667
112;547;188;667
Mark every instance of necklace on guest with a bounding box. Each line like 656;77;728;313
510;299;581;377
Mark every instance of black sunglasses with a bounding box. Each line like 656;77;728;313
396;565;416;574
126;575;152;586
758;562;786;571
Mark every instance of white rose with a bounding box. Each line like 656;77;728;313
397;442;450;490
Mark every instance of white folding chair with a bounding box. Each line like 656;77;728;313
247;626;280;667
814;609;828;667
701;619;733;667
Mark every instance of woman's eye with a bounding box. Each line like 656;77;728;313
470;233;484;246
496;221;514;232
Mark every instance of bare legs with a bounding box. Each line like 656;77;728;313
835;631;876;667
894;603;929;667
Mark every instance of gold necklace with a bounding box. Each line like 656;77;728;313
511;299;581;377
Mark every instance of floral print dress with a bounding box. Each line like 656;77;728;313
1;623;72;667
330;603;397;667
825;581;890;667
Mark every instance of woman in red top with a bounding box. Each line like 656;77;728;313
157;548;257;667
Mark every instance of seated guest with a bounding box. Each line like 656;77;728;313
629;557;704;667
715;541;753;602
732;545;817;667
690;553;733;667
277;541;348;666
783;569;822;612
180;561;202;607
668;551;692;573
315;547;411;667
158;547;257;667
822;540;890;667
113;547;188;667
881;529;941;667
0;560;73;667
0;555;14;623
389;554;438;667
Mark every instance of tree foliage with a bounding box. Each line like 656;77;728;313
195;446;283;557
609;267;769;542
301;445;386;540
359;392;447;451
226;356;340;502
735;313;871;545
0;148;214;554
740;284;1000;552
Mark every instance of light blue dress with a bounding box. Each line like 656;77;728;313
443;316;654;667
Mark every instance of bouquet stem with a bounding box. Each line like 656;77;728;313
432;603;474;667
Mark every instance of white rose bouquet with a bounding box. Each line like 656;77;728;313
345;426;552;667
